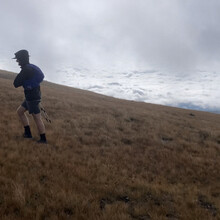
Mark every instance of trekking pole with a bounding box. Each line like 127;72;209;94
40;104;52;123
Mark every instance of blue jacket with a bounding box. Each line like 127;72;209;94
14;63;44;101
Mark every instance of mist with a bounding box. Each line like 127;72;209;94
0;0;219;112
0;0;219;73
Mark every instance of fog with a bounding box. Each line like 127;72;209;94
0;0;219;71
0;0;219;112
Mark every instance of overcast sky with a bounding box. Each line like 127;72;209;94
0;0;220;73
0;0;219;112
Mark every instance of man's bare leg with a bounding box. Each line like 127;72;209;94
17;105;32;138
17;105;29;126
32;113;47;143
32;113;45;134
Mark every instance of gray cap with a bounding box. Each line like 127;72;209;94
12;49;30;60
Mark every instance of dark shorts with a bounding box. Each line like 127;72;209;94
21;100;41;114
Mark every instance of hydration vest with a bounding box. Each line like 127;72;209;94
23;64;44;90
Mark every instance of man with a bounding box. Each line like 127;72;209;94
13;49;47;144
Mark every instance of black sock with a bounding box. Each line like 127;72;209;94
24;126;32;136
40;134;47;141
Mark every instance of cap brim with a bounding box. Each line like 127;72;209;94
12;57;17;59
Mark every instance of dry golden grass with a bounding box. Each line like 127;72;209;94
0;69;219;220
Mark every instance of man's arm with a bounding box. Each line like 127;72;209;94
13;67;34;88
13;72;25;88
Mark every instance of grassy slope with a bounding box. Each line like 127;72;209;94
0;69;219;220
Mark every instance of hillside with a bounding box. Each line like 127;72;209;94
0;69;219;220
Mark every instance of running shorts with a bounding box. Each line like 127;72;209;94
21;100;41;114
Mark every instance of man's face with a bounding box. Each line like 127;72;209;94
16;58;21;67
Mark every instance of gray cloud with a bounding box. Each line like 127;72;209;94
0;0;220;75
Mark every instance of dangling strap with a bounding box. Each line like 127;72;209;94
40;104;51;123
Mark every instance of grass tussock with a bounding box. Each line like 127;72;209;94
0;69;219;219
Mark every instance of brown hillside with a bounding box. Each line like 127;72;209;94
0;69;219;220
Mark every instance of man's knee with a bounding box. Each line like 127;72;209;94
32;113;41;121
17;106;26;116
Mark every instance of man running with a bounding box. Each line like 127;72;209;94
13;49;47;144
